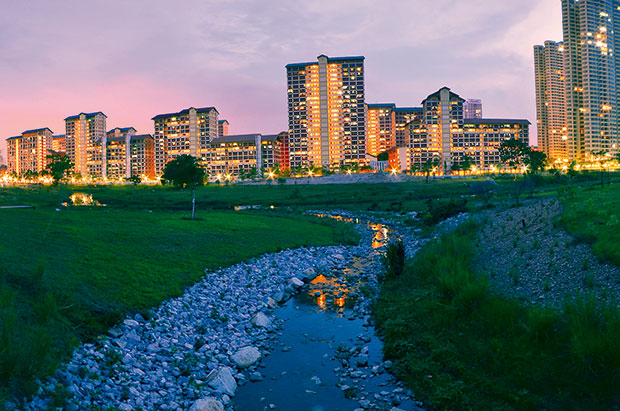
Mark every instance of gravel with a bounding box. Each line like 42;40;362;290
475;199;620;307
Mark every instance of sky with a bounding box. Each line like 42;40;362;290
0;0;563;161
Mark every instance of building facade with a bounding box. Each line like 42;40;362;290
534;41;567;161
5;128;53;174
64;112;107;177
105;128;155;180
204;134;263;178
561;0;620;161
394;107;423;148
404;87;530;173
366;103;396;157
287;55;366;168
52;135;66;154
152;107;219;175
464;99;483;119
218;120;229;137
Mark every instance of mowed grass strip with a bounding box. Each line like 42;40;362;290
560;183;620;266
375;221;620;410
0;206;352;401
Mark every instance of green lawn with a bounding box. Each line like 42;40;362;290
0;201;356;402
560;183;620;266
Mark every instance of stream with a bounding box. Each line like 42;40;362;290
233;217;421;410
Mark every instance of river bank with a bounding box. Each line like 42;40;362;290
21;213;423;411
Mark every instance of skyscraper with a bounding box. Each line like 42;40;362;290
286;55;366;168
561;0;620;161
463;99;483;119
534;41;567;161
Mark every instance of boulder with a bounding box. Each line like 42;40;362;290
230;346;262;369
288;277;304;289
189;398;224;411
266;297;277;309
206;367;237;396
251;312;272;328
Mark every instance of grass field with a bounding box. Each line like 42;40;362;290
375;221;620;410
0;193;358;402
560;183;620;266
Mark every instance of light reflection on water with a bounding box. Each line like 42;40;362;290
303;213;394;311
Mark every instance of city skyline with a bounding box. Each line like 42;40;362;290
0;0;562;158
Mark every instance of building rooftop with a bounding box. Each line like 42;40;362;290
423;87;465;104
131;134;152;140
53;134;65;139
22;127;53;135
210;134;261;144
218;119;229;124
152;107;219;121
286;55;365;68
394;107;423;112
6;135;21;141
64;111;107;121
464;118;531;126
107;127;137;135
261;134;279;142
367;103;396;109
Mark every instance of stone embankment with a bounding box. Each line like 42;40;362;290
23;212;424;411
476;199;620;306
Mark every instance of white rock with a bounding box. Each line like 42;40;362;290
206;367;237;396
288;277;304;289
230;346;262;369
251;312;272;328
189;397;224;411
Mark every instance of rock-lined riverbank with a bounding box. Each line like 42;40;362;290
22;213;423;411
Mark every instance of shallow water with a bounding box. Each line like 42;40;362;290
233;220;417;410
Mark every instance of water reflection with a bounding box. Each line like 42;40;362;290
63;193;103;207
302;213;395;311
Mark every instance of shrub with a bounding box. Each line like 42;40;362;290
382;241;405;279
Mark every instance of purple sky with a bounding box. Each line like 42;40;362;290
0;0;562;161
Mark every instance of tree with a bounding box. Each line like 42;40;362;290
161;155;206;220
125;175;142;186
46;153;74;185
591;150;611;187
499;138;530;173
377;152;389;162
461;155;474;173
525;150;547;174
421;157;440;183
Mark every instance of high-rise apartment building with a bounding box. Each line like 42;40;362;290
394;107;423;148
561;0;620;160
366;103;396;157
464;99;483;119
287;55;366;168
5;128;53;174
404;87;529;173
152;107;219;175
64;112;107;177
534;41;568;161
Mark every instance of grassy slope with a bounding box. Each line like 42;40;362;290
0;199;354;401
375;222;620;410
560;183;620;266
